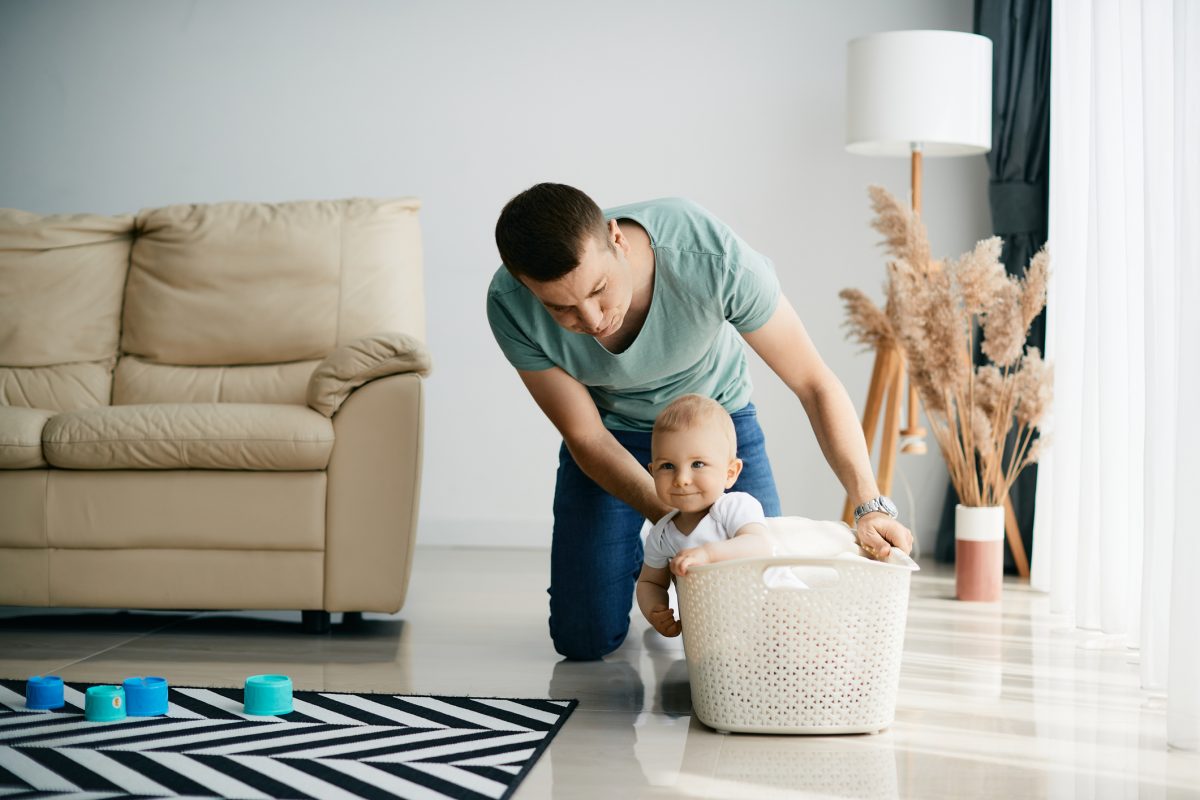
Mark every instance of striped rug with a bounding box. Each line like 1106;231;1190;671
0;680;575;800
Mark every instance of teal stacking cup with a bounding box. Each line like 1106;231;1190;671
243;674;293;716
84;685;126;722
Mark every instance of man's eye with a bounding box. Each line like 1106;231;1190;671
591;284;607;297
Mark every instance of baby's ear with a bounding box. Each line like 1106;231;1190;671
725;458;744;487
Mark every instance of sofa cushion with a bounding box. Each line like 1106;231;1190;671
0;362;114;413
0;406;54;468
123;198;425;367
0;209;133;411
42;404;334;470
0;209;133;368
113;356;318;406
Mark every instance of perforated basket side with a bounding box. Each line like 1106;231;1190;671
677;557;913;734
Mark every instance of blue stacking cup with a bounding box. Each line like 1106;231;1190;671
25;676;64;710
84;685;126;722
243;674;293;716
123;677;168;716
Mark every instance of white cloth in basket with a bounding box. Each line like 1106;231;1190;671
764;516;864;558
761;516;870;589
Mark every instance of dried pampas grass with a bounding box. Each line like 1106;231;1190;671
868;184;931;270
842;186;1053;508
838;288;895;352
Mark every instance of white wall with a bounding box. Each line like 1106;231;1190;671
0;0;990;556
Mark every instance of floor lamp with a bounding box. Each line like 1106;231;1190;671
840;31;1027;576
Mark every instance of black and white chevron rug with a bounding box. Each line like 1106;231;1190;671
0;679;576;800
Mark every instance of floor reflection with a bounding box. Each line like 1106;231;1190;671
682;728;900;800
549;657;651;792
0;609;409;693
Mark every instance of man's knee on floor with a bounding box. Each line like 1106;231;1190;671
550;616;630;661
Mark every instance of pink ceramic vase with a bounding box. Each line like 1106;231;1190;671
955;504;1004;602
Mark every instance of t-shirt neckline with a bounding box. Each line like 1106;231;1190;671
591;215;660;358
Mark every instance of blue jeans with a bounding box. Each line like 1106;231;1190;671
549;403;781;660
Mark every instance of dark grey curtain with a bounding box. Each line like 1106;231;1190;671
935;0;1051;568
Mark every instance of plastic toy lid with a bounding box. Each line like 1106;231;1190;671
243;674;294;716
84;685;127;722
123;676;169;716
25;675;65;710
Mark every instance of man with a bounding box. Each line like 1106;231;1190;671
487;183;913;660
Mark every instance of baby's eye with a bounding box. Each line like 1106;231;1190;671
691;460;706;469
658;462;675;471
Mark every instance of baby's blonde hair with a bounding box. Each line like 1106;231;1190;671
652;394;737;458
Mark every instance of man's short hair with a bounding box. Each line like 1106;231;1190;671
652;394;738;458
495;183;611;282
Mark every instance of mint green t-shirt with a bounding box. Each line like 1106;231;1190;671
486;197;781;432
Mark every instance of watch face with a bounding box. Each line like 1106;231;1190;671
881;496;898;516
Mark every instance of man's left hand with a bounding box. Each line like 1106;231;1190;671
856;512;914;561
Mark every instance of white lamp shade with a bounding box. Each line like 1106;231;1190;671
846;30;993;157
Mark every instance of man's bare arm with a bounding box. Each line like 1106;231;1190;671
518;366;672;521
741;296;913;556
742;296;880;506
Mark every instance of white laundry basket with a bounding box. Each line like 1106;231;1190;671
676;552;918;734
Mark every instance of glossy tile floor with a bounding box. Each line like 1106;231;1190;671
2;546;1198;799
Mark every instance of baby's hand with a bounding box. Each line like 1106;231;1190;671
671;546;711;576
648;604;681;637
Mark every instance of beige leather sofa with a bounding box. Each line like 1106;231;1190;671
0;198;430;631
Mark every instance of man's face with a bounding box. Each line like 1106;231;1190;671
519;222;634;337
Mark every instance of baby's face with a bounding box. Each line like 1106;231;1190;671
648;424;739;514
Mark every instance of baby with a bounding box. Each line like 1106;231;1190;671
635;393;778;638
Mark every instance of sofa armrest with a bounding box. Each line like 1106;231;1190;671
325;372;424;613
307;333;432;417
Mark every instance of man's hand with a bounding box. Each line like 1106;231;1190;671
647;604;681;637
670;546;711;577
856;512;914;560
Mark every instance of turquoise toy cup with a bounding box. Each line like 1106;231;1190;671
123;677;168;716
84;685;126;722
25;676;64;710
243;674;293;716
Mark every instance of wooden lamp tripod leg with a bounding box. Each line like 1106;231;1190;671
876;349;905;497
900;380;928;454
1004;495;1030;577
900;146;928;455
842;344;900;525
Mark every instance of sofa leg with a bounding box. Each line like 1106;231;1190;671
341;611;363;626
302;610;331;634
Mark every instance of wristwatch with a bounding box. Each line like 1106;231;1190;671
854;495;898;526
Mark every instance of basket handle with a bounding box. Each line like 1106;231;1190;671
688;549;920;575
758;563;841;591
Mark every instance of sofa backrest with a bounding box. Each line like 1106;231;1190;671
0;209;134;412
116;197;424;405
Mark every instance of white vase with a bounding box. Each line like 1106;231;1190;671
955;504;1004;602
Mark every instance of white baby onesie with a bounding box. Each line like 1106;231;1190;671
642;491;766;569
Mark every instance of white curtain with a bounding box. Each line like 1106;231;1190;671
1032;0;1199;750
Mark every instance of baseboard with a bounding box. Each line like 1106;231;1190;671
417;517;552;548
